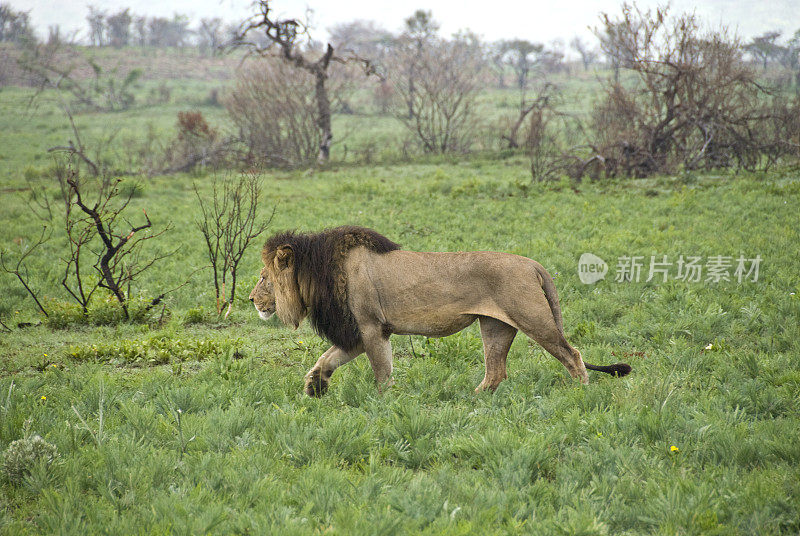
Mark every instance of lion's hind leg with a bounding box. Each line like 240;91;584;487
509;290;589;385
476;316;517;392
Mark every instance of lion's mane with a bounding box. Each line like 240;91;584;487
263;226;400;352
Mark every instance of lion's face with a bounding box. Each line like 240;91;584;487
252;245;307;328
249;267;276;320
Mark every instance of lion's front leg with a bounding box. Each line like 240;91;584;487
304;344;363;397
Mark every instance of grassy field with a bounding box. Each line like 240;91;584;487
2;58;800;534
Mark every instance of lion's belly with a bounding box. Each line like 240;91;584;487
388;313;478;338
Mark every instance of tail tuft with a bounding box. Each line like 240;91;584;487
585;362;632;377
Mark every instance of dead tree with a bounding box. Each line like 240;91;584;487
234;0;379;164
194;172;273;319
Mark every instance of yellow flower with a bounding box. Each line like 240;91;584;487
44;353;48;357
298;340;304;345
670;445;679;453
40;395;46;401
704;343;713;350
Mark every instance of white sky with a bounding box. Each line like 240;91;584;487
10;0;800;45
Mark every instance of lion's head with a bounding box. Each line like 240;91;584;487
251;226;400;350
248;265;277;321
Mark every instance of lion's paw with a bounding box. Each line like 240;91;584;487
304;368;330;397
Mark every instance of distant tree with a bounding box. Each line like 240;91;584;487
744;31;782;70
596;19;629;82
328;20;393;61
540;41;566;74
0;3;34;43
132;15;147;47
198;17;224;55
47;25;61;46
398;9;440;118
489;40;510;88
87;6;106;46
570;36;599;70
106;8;132;48
503;39;543;93
404;9;439;46
148;15;191;47
789;29;800;92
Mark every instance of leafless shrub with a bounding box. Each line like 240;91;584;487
390;35;486;153
194;172;274;319
0;226;51;317
224;59;321;167
58;163;173;319
590;3;800;177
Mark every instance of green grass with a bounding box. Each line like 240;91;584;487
1;72;800;533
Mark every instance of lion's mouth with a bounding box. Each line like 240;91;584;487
254;304;275;321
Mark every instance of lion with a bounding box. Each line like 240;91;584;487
250;226;631;396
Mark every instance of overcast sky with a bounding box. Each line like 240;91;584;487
10;0;800;45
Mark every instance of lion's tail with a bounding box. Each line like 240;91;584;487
535;263;631;378
535;263;565;337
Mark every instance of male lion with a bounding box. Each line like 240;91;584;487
250;226;630;396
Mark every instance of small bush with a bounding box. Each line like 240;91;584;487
68;335;239;366
3;435;59;485
43;300;87;329
44;296;159;329
183;306;206;325
224;59;320;167
165;111;228;172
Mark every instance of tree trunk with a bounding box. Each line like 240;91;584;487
314;45;334;164
315;70;332;163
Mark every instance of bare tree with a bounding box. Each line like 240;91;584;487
570;36;599;70
194;173;273;319
397;10;440;119
87;6;106;46
489;40;510;88
132;15;147;47
391;33;486;153
235;1;379;164
198;17;224;56
0;3;34;44
58;165;173;318
106;8;132;48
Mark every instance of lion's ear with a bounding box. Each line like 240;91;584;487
274;245;294;271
